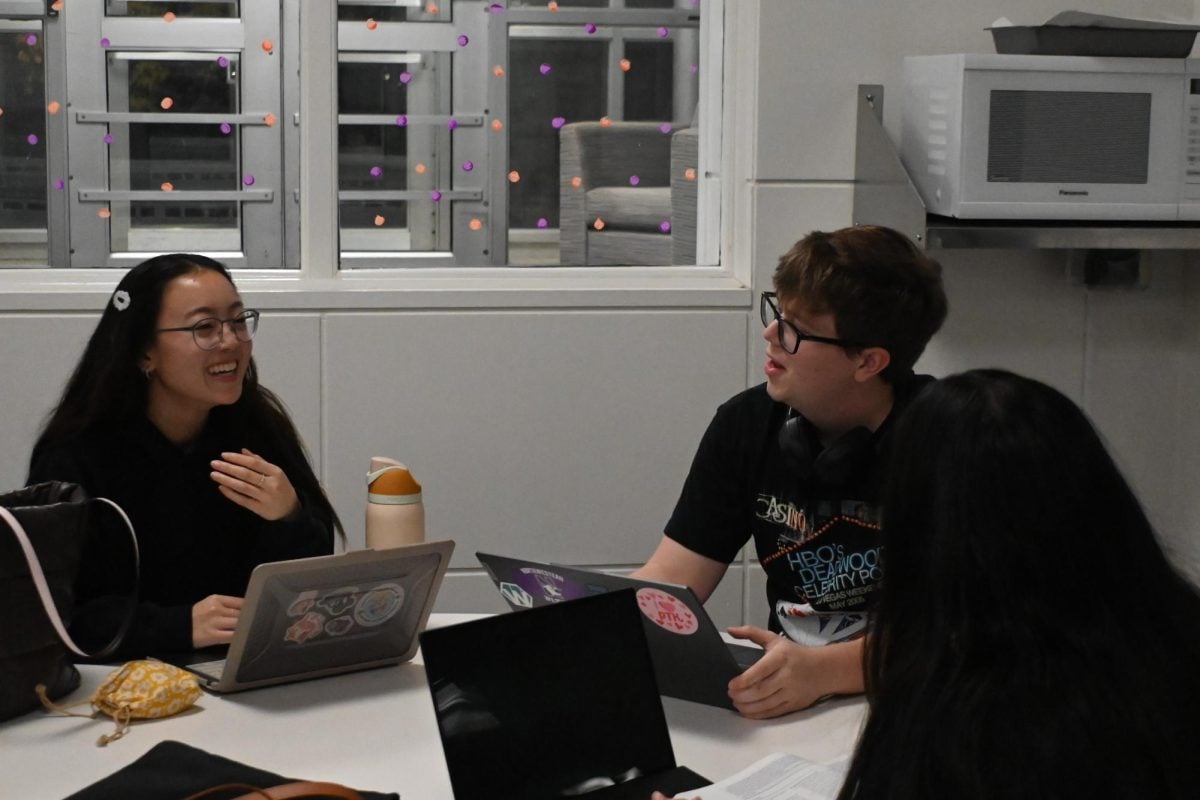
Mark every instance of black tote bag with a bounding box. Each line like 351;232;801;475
66;741;398;800
0;481;139;721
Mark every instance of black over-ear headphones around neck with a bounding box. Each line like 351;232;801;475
777;410;876;487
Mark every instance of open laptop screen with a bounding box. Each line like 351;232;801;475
420;590;679;800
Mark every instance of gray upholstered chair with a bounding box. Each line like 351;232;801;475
559;121;698;266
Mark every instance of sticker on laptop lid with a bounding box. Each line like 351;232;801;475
287;589;319;617
500;581;533;608
325;615;355;636
285;610;326;644
355;582;405;626
516;567;586;603
636;587;699;635
317;586;360;616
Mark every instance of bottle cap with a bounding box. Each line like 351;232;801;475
367;463;422;505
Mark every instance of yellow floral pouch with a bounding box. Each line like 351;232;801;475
38;659;201;745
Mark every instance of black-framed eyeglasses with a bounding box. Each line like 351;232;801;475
759;292;862;354
157;309;260;351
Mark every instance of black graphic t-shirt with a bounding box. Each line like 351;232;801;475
664;377;929;645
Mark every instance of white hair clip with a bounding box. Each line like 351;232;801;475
111;290;130;311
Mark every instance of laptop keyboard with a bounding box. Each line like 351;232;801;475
189;658;227;681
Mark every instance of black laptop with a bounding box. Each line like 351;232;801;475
419;589;710;800
476;552;764;710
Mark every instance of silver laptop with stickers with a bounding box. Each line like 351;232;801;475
180;540;453;693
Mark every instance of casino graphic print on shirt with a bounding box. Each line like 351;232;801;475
755;493;881;646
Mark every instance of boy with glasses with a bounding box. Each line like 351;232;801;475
635;225;947;718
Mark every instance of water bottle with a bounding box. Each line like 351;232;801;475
365;457;425;549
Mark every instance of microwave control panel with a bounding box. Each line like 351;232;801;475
1187;80;1200;200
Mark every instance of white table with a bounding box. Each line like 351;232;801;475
0;615;867;798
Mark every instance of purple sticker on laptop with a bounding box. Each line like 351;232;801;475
516;567;587;603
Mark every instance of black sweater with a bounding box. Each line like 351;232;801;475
28;415;335;659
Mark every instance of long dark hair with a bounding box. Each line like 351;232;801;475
33;254;343;539
839;369;1200;799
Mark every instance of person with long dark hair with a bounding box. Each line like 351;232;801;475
28;254;342;659
838;369;1200;799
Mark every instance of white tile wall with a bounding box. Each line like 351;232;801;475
319;310;749;565
0;314;98;491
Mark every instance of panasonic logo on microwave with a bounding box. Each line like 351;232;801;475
1058;189;1090;196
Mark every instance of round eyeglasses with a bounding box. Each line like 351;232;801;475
157;309;260;351
759;292;862;354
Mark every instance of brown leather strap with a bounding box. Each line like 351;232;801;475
181;781;364;800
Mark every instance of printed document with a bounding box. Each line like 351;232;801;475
691;753;848;800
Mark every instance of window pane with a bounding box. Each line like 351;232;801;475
337;2;449;23
339;126;410;232
0;22;47;265
508;38;606;231
623;40;674;121
339;61;408;115
107;1;240;18
338;54;451;253
113;123;240;251
123;56;237;114
107;55;241;252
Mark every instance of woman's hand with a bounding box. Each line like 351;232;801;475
210;447;301;521
192;594;244;649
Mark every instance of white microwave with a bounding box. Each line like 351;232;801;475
900;54;1200;220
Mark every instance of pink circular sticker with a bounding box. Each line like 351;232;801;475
636;588;698;635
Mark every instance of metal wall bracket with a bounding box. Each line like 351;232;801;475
1067;249;1151;289
851;85;927;246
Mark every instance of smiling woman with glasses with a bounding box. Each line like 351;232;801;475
157;308;261;351
28;254;343;659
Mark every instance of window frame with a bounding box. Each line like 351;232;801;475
0;0;738;304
